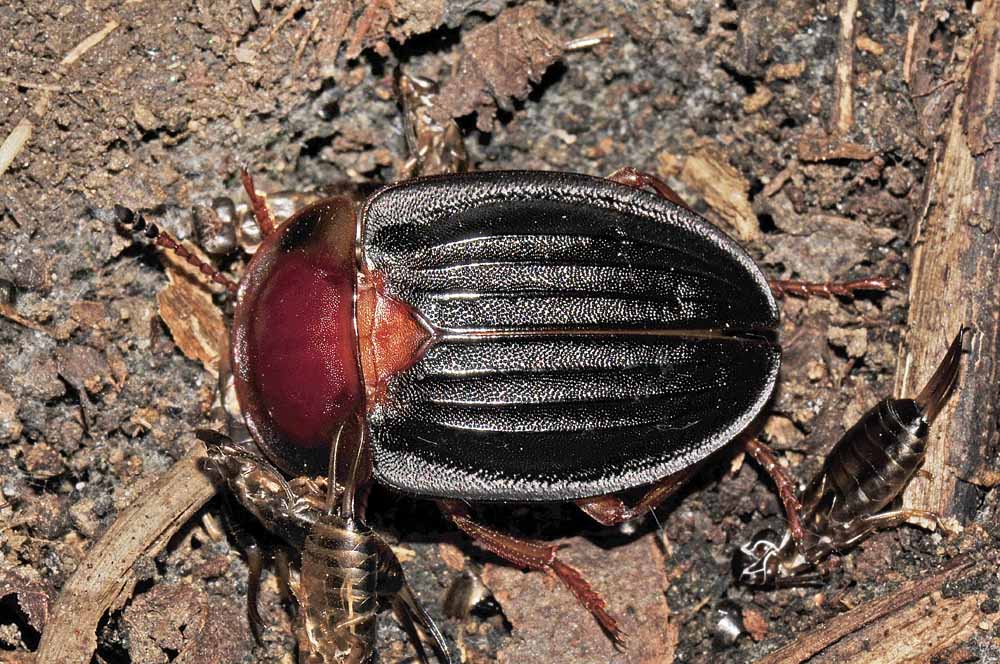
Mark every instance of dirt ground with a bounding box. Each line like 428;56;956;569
2;1;999;663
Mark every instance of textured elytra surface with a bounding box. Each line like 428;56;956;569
362;171;779;500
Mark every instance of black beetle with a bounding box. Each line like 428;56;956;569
112;74;900;664
114;158;902;662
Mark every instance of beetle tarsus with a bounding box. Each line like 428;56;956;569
551;559;627;647
240;167;277;237
439;499;625;647
741;437;806;549
768;277;898;300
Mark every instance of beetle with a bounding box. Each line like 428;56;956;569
735;328;966;588
115;166;891;661
113;74;900;662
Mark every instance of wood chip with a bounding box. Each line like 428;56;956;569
832;0;859;134
856;35;885;56
766;61;806;82
742;607;769;642
743;86;773;114
156;243;227;376
432;6;567;132
437;541;468;572
797;129;876;162
674;146;761;243
0;119;32;177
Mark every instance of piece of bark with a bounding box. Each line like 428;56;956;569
0;570;50;650
156;257;227;378
658;146;761;243
810;592;997;664
122;582;251;664
35;442;216;664
481;534;675;664
431;6;567;132
796;128;876;162
830;0;858;135
896;1;1000;522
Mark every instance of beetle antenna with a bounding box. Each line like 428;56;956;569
114;205;239;294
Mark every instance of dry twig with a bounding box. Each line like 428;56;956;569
757;553;986;664
36;442;217;664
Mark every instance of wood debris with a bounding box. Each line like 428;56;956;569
155;243;227;377
797;129;876;162
658;146;761;243
431;6;569;132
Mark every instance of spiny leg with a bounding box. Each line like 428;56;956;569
768;277;897;300
606;166;691;210
575;465;698;526
240;167;277;237
742;437;806;550
438;499;625;646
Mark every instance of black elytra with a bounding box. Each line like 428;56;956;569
360;171;780;501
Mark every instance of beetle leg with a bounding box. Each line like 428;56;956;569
768;277;897;299
606;166;691;210
741;437;807;550
575;465;698;526
240;168;277;237
438;499;625;647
